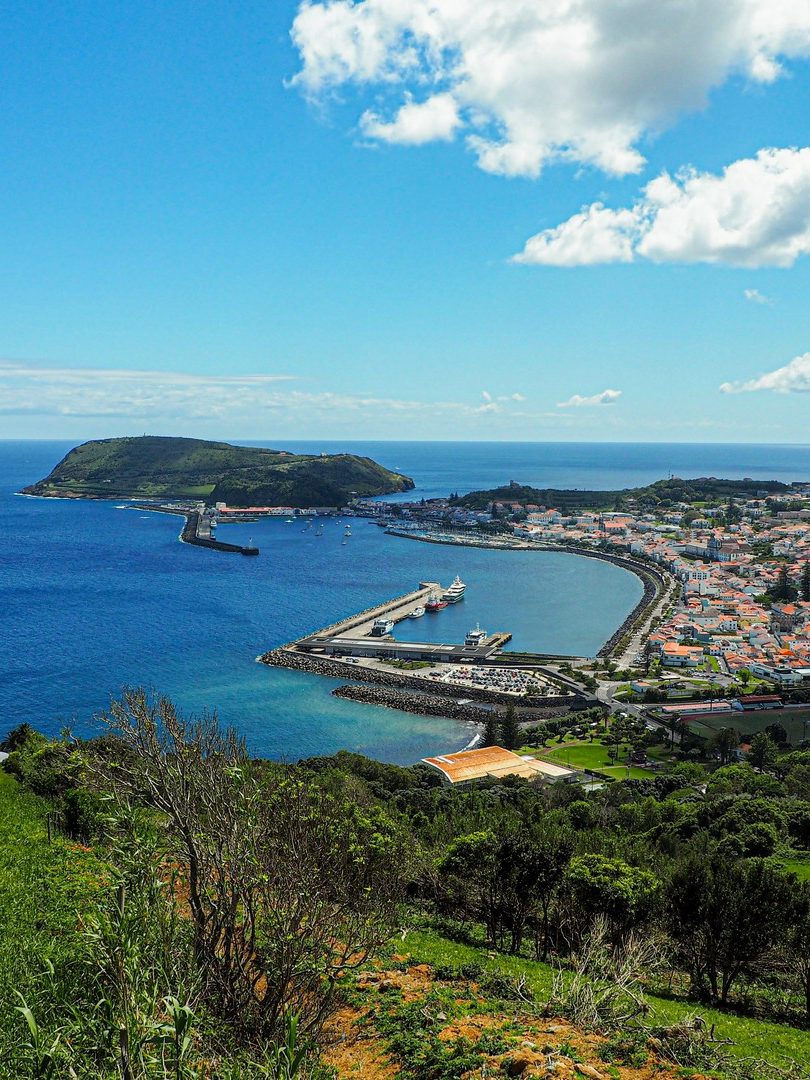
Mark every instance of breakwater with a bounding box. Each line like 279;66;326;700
260;647;585;709
138;505;259;554
180;511;258;554
332;683;574;724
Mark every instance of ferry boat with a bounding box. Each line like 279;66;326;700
464;623;487;647
442;576;466;603
370;617;394;637
409;605;426;618
425;593;447;612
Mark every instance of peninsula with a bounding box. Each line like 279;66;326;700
21;435;414;507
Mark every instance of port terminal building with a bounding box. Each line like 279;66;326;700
296;634;501;664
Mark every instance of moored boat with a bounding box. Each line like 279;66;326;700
442;575;466;603
409;605;426;618
425;592;447;612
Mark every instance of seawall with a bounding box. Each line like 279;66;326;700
332;683;575;724
260;647;586;708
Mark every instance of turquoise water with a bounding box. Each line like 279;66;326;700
6;439;810;763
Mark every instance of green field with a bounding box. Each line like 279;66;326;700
542;739;655;779
690;707;810;745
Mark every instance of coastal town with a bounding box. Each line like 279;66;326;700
350;481;810;746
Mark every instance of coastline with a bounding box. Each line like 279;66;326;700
385;528;674;658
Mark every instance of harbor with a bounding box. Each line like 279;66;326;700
260;577;582;712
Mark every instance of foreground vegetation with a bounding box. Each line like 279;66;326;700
21;435;414;506
2;692;810;1078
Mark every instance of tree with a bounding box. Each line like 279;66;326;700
92;690;404;1044
439;831;500;945
710;726;741;766
747;731;778;773
483;713;499;747
565;854;660;941
668;851;792;1005
500;704;519;751
802;562;810;603
784;880;810;1021
770;565;797;602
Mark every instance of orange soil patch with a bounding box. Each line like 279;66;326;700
324;965;719;1080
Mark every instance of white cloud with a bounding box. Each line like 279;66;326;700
513;204;638;266
291;1;810;178
744;288;773;304
514;147;810;267
720;352;810;394
361;92;460;144
0;361;529;423
557;388;622;408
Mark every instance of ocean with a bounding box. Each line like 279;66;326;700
5;439;810;764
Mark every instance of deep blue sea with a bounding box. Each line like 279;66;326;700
5;440;810;764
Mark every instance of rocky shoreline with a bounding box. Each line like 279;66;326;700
331;683;574;724
260;648;586;709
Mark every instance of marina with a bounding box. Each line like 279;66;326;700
291;577;513;664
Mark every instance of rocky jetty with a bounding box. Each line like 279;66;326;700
260;648;586;709
332;683;573;724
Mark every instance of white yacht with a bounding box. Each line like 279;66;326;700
409;605;426;618
442;575;466;603
464;623;487;647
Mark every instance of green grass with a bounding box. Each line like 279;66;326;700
542;740;654;780
780;857;810;882
0;771;109;1064
401;927;810;1073
694;707;810;745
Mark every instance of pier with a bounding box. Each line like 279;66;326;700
294;580;508;663
260;581;579;711
138;504;259;555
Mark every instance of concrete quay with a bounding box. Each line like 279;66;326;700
300;581;442;644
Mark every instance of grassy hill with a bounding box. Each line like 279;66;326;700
451;476;793;512
21;436;414;507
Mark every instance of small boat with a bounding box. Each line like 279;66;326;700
285;519;294;524
409;605;426;618
442;575;466;603
464;623;488;646
370;617;394;637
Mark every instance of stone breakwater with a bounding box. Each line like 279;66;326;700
260;648;586;709
332;683;573;724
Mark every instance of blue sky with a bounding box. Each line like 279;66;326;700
3;0;810;442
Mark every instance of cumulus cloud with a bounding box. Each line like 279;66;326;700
514;147;810;268
720;352;810;394
290;1;810;178
361;92;460;144
744;288;773;304
557;388;622;408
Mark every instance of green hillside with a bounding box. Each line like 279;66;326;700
21;436;414;506
451;476;793;511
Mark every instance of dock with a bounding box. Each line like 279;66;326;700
292;581;509;664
